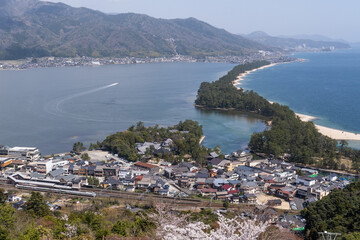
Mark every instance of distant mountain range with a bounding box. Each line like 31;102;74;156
243;31;350;51
277;34;348;44
0;0;351;60
0;0;273;60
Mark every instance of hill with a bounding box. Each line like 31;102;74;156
302;181;360;240
0;0;272;60
244;31;350;51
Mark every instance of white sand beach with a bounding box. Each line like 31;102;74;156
296;113;360;141
232;63;278;89
232;64;360;141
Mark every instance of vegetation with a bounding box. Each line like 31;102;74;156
80;153;91;161
72;142;86;153
24;192;51;218
196;62;360;170
301;181;360;240
195;60;274;116
0;0;272;60
99;120;211;165
88;176;100;187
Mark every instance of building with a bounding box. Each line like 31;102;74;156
134;162;159;173
296;176;316;186
36;160;53;174
0;157;12;169
8;147;40;160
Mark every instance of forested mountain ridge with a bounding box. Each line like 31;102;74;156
244;31;350;51
0;0;273;60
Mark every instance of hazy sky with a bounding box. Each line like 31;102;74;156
42;0;360;42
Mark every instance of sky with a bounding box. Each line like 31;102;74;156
42;0;360;42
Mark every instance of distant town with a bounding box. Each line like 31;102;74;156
0;51;296;70
0;140;357;231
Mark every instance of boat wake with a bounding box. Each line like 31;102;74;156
44;83;125;123
44;82;165;125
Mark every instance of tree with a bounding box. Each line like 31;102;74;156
112;220;132;237
72;142;86;153
0;189;6;204
88;176;99;187
0;204;16;228
81;153;91;161
0;226;10;240
25;192;50;217
149;203;270;240
223;200;230;209
339;140;348;149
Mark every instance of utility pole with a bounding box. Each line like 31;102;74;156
318;231;341;240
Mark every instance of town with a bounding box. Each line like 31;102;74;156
0;138;355;231
0;51;294;70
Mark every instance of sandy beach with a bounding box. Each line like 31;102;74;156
232;64;360;141
296;113;360;141
232;63;278;90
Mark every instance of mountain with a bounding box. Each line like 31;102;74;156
278;34;348;44
244;31;350;51
0;0;272;60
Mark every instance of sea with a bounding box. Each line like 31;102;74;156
0;62;265;155
240;45;360;149
1;46;360;155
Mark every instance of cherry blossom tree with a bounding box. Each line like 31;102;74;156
149;203;270;240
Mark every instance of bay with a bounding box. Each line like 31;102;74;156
0;62;266;155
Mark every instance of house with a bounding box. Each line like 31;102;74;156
267;199;282;206
245;193;257;204
239;181;259;194
246;159;269;167
209;152;219;159
12;201;26;210
276;187;296;201
136;142;161;155
296;176;316;186
161;138;173;148
102;177;122;190
179;162;198;172
201;188;217;196
327;174;338;182
58;174;76;183
103;167;118;178
48;168;66;179
209;158;223;167
8;195;22;202
134;162;159;173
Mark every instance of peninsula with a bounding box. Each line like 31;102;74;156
230;62;360;141
195;61;360;172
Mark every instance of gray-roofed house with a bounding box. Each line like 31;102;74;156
48;168;66;179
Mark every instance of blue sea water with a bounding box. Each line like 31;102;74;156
0;62;265;155
240;45;360;148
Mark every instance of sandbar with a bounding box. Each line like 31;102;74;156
232;63;278;89
232;64;360;141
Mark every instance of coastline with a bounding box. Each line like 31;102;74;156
296;113;360;141
232;63;279;90
233;64;360;141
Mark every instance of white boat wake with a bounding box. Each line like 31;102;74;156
44;83;160;124
54;83;119;114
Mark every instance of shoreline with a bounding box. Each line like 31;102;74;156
295;113;360;141
232;64;360;141
232;63;279;90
